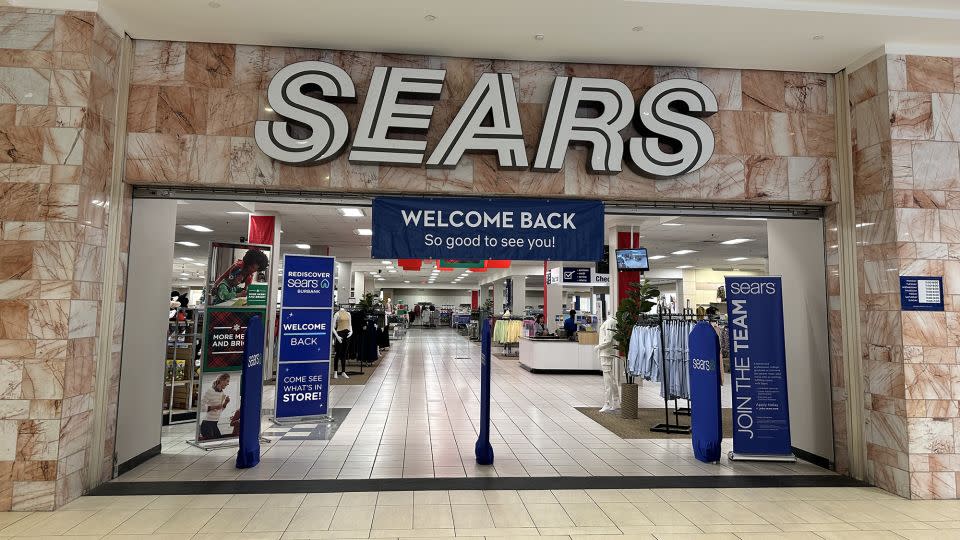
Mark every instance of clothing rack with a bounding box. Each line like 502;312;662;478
648;308;696;435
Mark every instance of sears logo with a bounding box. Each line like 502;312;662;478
728;281;777;295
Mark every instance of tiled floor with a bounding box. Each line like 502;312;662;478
117;328;824;482
3;486;955;538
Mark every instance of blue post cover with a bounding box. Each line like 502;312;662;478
236;315;265;469
688;320;722;463
475;318;494;465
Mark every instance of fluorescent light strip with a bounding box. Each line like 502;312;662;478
183;225;213;232
671;249;697;255
720;238;753;245
726;257;748;262
339;208;364;217
175;241;199;247
355;228;373;236
649;255;667;260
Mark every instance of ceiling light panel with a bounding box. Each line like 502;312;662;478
720;238;753;245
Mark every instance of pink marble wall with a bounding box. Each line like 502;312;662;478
125;42;839;203
0;7;122;510
850;54;960;499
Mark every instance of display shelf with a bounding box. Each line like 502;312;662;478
163;308;204;426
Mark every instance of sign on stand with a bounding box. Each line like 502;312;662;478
372;197;604;261
724;276;795;462
274;254;335;423
192;242;272;449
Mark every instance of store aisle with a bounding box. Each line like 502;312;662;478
118;328;823;482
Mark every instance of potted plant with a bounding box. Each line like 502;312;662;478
613;279;660;419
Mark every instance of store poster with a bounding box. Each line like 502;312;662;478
275;254;335;419
724;276;793;460
196;242;272;446
372;196;604;261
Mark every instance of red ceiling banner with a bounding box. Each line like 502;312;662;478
247;215;275;244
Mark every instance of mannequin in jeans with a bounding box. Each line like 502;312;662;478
332;306;353;379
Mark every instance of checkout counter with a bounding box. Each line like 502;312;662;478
519;332;601;373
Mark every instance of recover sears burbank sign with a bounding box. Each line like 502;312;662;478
254;62;718;179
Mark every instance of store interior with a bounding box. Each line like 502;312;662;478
115;198;834;482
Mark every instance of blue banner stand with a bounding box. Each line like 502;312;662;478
688;321;722;464
475;318;494;465
725;276;796;463
237;315;265;469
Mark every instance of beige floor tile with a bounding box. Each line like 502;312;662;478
187;494;235;508
559;502;617;527
897;531;958;540
649;533;739;539
225;494;270;509
110;508;181;535
487;503;536;527
340;492;379;506
551;490;593;503
619;489;663;503
519;490;559;504
814;532;904;539
669;501;731;525
16;510;95;535
702;501;768;525
286;505;337;532
265;494;307;508
585;489;629;503
154;507;218;534
146;495;197;509
448;490;486;505
697;523;783;533
106;534;195;540
377;491;414;506
412;504;453;529
412;491;449;505
482;490;522;505
603;501;658;527
281;530;376;539
200;506;261;533
369;528;458;538
854;521;934;530
450;503;495;529
455;526;550;537
302;493;344;507
66;508;139;535
329;505;375;531
194;533;283;540
372;505;413;530
0;513;47;536
525;503;575;528
537;526;623;536
776;522;859;532
636;502;695;526
243;506;298;532
735;533;821;540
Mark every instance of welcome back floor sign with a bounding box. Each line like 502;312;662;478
275;254;335;421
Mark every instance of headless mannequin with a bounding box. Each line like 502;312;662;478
332;307;353;379
595;315;622;412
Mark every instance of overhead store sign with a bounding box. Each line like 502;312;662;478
372;197;603;261
255;61;718;179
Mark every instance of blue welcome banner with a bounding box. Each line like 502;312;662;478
724;276;794;461
372;197;604;261
275;254;335;420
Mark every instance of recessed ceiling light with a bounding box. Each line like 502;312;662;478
720;238;753;245
856;222;875;228
226;211;248;215
339;208;364;217
179;277;189;281
661;223;683;227
649;255;667;260
180;272;189;276
381;260;392;265
184;225;213;232
671;249;697;255
369;271;377;275
193;262;206;267
296;244;310;250
388;269;397;273
726;257;749;262
424;14;436;21
534;34;545;40
404;280;410;284
355;228;373;236
677;265;694;269
725;217;767;221
377;278;385;281
175;241;199;247
179;257;194;261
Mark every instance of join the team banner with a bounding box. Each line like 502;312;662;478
724;276;794;461
275;254;335;420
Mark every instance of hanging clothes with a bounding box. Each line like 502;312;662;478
492;319;523;344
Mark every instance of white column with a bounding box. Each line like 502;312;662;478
336;261;352;306
512;275;527;313
493;279;506;314
353;271;365;302
546;261;564;331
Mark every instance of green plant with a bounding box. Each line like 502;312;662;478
613;280;660;382
357;292;380;311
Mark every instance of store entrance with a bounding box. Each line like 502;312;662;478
112;195;835;487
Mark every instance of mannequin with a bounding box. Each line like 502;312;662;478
595;314;622;412
332;306;353;379
385;297;393;314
